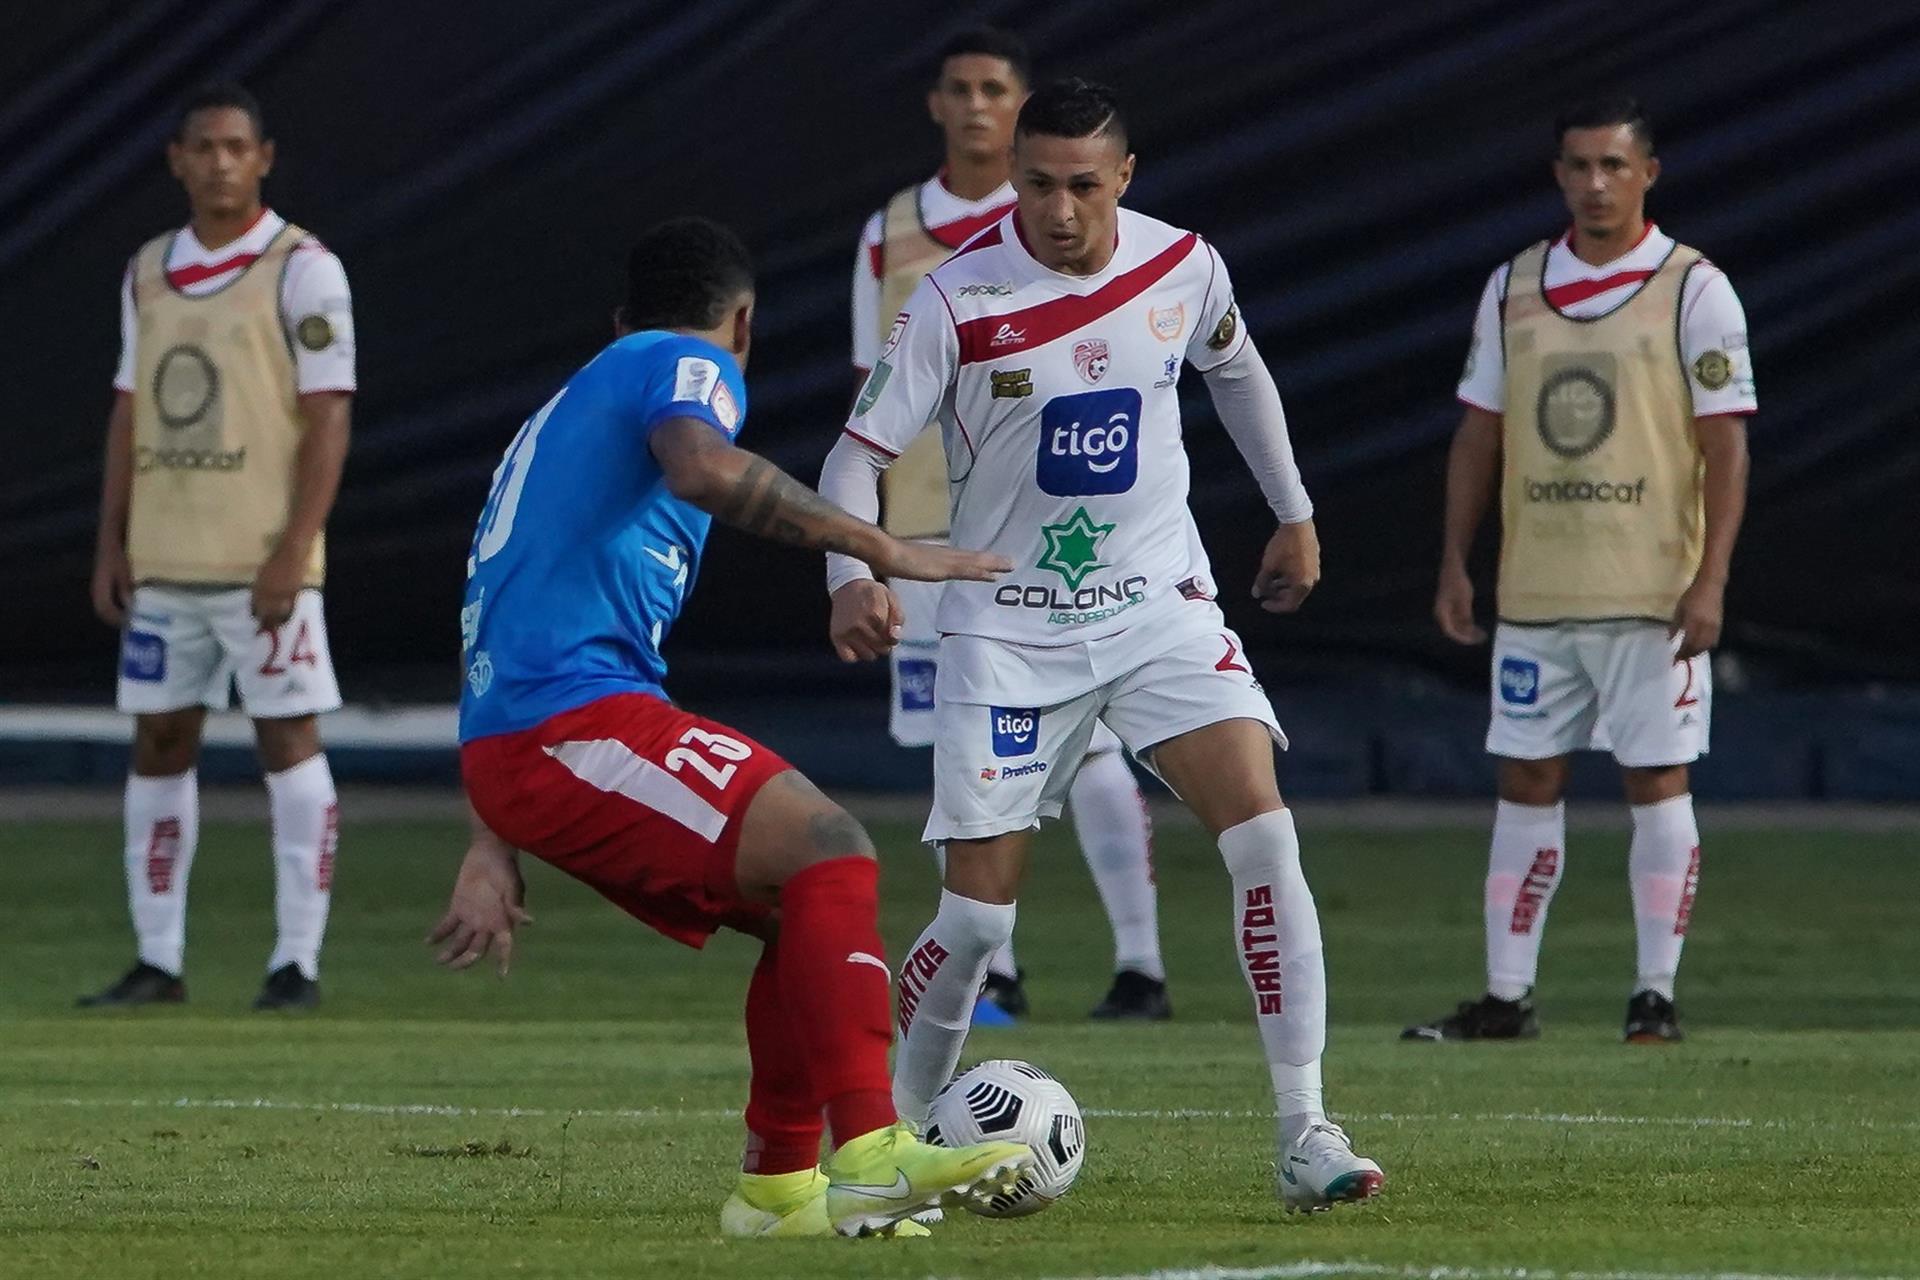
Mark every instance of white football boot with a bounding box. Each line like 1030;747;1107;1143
1278;1120;1385;1212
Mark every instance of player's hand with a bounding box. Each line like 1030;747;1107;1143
1434;561;1487;645
251;548;305;632
829;579;904;662
427;841;532;978
1670;576;1725;660
91;544;133;627
1253;520;1320;614
870;537;1011;584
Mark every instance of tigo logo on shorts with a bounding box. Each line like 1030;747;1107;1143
990;707;1040;758
1499;656;1541;706
898;659;935;712
1037;390;1141;496
121;631;167;682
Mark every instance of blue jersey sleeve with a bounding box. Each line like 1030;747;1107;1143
631;334;748;443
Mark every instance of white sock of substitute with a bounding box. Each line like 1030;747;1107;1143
1220;810;1326;1143
265;754;339;979
1484;800;1566;1001
124;770;200;976
1069;749;1165;980
891;889;1015;1124
1629;795;1701;1001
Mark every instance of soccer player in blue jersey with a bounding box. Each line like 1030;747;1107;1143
429;218;1030;1239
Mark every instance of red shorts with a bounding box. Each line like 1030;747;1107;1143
460;692;792;947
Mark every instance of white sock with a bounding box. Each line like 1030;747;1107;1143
931;842;1017;981
1630;794;1701;1001
1219;809;1326;1143
1069;749;1164;980
892;889;1015;1125
1484;800;1566;1001
265;754;338;979
124;770;199;976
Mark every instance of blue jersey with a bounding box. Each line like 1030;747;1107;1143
457;331;747;742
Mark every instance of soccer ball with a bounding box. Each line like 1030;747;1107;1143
925;1059;1086;1217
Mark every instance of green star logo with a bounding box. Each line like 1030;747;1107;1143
1036;507;1115;590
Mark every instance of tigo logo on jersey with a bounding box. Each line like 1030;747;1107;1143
1037;389;1141;495
1148;304;1185;342
1499;657;1540;706
990;707;1040;758
121;631;167;682
897;659;935;712
1073;338;1111;384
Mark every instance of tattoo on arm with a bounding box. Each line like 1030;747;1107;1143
715;455;868;555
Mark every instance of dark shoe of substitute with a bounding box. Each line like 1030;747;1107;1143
1623;989;1684;1043
77;961;186;1008
1089;969;1173;1021
253;962;321;1011
1401;991;1540;1042
979;968;1029;1019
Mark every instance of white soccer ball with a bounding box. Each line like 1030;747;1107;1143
925;1059;1086;1217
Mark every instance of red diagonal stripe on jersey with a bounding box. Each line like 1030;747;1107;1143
947;222;1004;262
928;202;1015;249
1544;269;1654;309
956;232;1199;365
167;252;261;287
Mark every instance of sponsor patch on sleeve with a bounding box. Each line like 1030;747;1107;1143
673;356;720;405
1691;350;1733;391
711;380;740;432
1205;303;1239;351
295;314;335;351
853;361;892;416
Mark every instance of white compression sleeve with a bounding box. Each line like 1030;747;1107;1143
818;433;888;592
1200;337;1313;524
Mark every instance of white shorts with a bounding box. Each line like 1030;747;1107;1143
116;585;343;719
1486;621;1709;767
924;610;1282;842
887;574;1123;757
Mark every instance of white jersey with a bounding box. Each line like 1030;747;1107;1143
1456;222;1755;417
114;208;356;395
845;207;1245;649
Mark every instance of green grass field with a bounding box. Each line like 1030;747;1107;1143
3;804;1917;1279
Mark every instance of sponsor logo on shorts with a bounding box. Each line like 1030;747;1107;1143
995;760;1049;780
990;706;1039;758
897;658;935;712
1240;883;1283;1015
1524;475;1646;504
1037;390;1140;496
121;630;167;682
1498;656;1540;706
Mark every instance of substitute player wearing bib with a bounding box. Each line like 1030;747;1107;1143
1405;98;1753;1045
82;84;354;1011
854;28;1170;1022
436;219;1029;1240
821;81;1383;1212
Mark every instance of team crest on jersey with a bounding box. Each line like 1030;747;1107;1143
711;380;740;431
1148;304;1186;342
1073;338;1111;384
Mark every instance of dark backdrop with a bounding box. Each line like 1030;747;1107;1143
5;0;1918;704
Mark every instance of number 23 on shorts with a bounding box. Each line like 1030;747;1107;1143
663;726;752;791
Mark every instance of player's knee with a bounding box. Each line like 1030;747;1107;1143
804;804;875;863
1623;764;1688;806
134;715;201;773
1498;757;1566;805
936;887;1017;955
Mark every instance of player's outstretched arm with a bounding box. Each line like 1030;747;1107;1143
650;417;1008;583
1436;405;1502;645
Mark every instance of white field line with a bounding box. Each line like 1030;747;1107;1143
25;1095;1920;1135
1005;1264;1911;1280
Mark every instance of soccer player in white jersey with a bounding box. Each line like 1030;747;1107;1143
1404;97;1754;1045
820;79;1384;1212
854;29;1171;1023
81;84;355;1011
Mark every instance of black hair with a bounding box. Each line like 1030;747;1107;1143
936;27;1031;87
175;81;268;141
1554;94;1654;155
1015;77;1127;152
621;217;755;332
